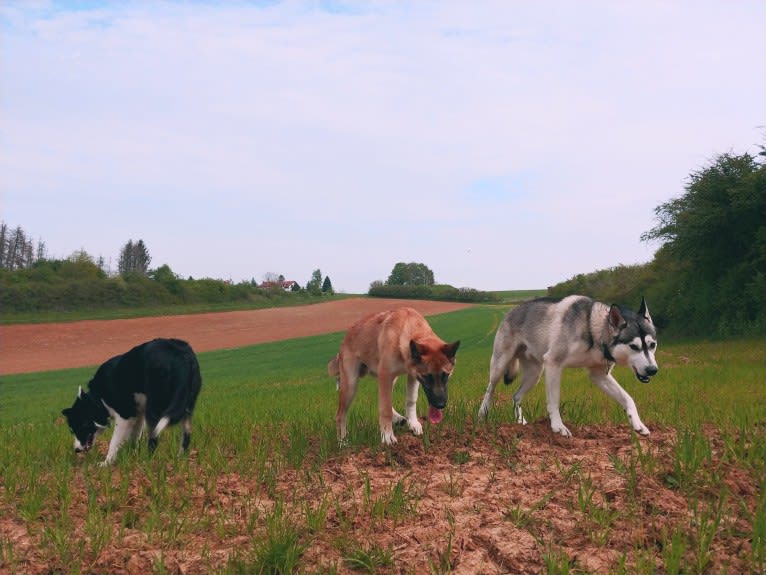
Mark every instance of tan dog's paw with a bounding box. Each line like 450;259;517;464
408;418;423;436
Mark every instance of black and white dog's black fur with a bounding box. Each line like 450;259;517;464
478;296;658;437
62;338;202;465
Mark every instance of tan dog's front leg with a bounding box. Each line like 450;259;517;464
378;371;397;444
406;375;423;435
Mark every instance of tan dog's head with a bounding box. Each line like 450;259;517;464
409;339;460;424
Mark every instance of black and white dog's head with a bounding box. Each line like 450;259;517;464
61;386;110;453
606;297;659;383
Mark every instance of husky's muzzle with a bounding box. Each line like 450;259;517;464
633;365;658;384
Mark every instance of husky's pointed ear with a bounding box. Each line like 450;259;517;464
608;304;626;329
638;297;653;323
442;340;460;360
409;340;423;363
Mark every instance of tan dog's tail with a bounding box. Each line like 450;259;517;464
328;353;340;390
327;354;340;377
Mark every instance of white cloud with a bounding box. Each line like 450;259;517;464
1;1;764;292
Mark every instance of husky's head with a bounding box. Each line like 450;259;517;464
409;339;460;424
61;386;109;453
607;298;659;383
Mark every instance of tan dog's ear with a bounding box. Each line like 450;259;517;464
409;340;424;363
442;341;460;359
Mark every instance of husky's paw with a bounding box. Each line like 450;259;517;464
380;430;398;445
514;403;528;425
477;402;490;421
634;424;651;436
408;418;423;436
551;423;572;437
98;460;112;468
628;412;650;436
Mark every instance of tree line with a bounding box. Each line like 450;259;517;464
0;223;46;271
0;232;337;314
367;261;499;303
4;141;762;334
549;145;766;336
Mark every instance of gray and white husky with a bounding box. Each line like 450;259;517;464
477;295;658;437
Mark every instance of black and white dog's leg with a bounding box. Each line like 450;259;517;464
588;368;650;435
130;414;145;444
146;414;170;453
180;415;192;454
102;415;138;465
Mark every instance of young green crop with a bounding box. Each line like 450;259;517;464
1;306;765;574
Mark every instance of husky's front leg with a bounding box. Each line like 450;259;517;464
405;375;423;435
589;369;650;435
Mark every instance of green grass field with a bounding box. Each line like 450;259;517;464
1;305;765;574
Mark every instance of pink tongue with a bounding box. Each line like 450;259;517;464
428;406;443;425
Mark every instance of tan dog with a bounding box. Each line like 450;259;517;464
329;307;460;445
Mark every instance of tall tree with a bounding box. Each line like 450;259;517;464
0;223;6;269
306;268;323;295
5;226;27;270
386;262;435;286
36;238;47;262
118;239;152;276
0;222;45;270
322;275;334;294
642;149;766;331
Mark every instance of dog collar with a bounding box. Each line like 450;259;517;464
601;343;616;374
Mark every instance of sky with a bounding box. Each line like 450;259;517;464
1;1;764;294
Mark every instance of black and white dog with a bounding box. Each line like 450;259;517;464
478;296;659;437
62;338;202;465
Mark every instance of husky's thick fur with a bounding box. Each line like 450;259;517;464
329;307;460;445
62;338;202;465
478;296;658;437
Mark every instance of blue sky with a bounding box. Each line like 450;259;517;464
2;1;764;293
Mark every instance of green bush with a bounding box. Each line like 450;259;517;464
0;261;319;316
367;283;498;303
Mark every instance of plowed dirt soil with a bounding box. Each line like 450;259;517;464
0;298;471;375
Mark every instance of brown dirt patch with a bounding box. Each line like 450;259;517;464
3;423;760;574
0;298;471;375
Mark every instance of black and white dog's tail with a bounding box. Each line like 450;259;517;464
148;340;202;452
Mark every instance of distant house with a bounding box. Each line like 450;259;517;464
260;280;297;291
